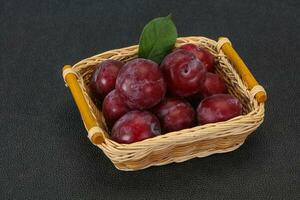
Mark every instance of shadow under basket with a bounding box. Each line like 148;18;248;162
62;36;267;171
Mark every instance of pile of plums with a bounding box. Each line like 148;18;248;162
90;44;242;144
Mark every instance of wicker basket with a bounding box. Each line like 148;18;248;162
62;36;267;171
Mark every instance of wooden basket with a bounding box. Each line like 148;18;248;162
62;36;267;171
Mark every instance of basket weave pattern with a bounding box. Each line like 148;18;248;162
69;36;265;171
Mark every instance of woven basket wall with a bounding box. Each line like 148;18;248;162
69;36;265;171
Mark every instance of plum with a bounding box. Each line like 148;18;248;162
90;60;124;99
200;72;227;97
102;90;130;128
116;58;166;110
179;44;215;72
197;94;242;125
111;111;161;144
160;49;206;97
153;98;195;132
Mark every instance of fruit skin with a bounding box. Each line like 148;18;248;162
200;72;227;97
160;49;206;97
197;94;242;125
102;90;130;128
116;58;166;110
111;111;161;144
90;60;124;99
179;44;215;72
153;98;195;132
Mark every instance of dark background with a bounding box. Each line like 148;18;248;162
1;0;299;199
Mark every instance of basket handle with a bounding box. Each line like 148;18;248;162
217;37;267;103
62;65;104;144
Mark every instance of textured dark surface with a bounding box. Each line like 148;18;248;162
1;0;300;199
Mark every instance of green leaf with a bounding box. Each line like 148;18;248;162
138;15;178;64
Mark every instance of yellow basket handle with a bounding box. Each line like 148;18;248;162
62;65;104;144
217;37;267;103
